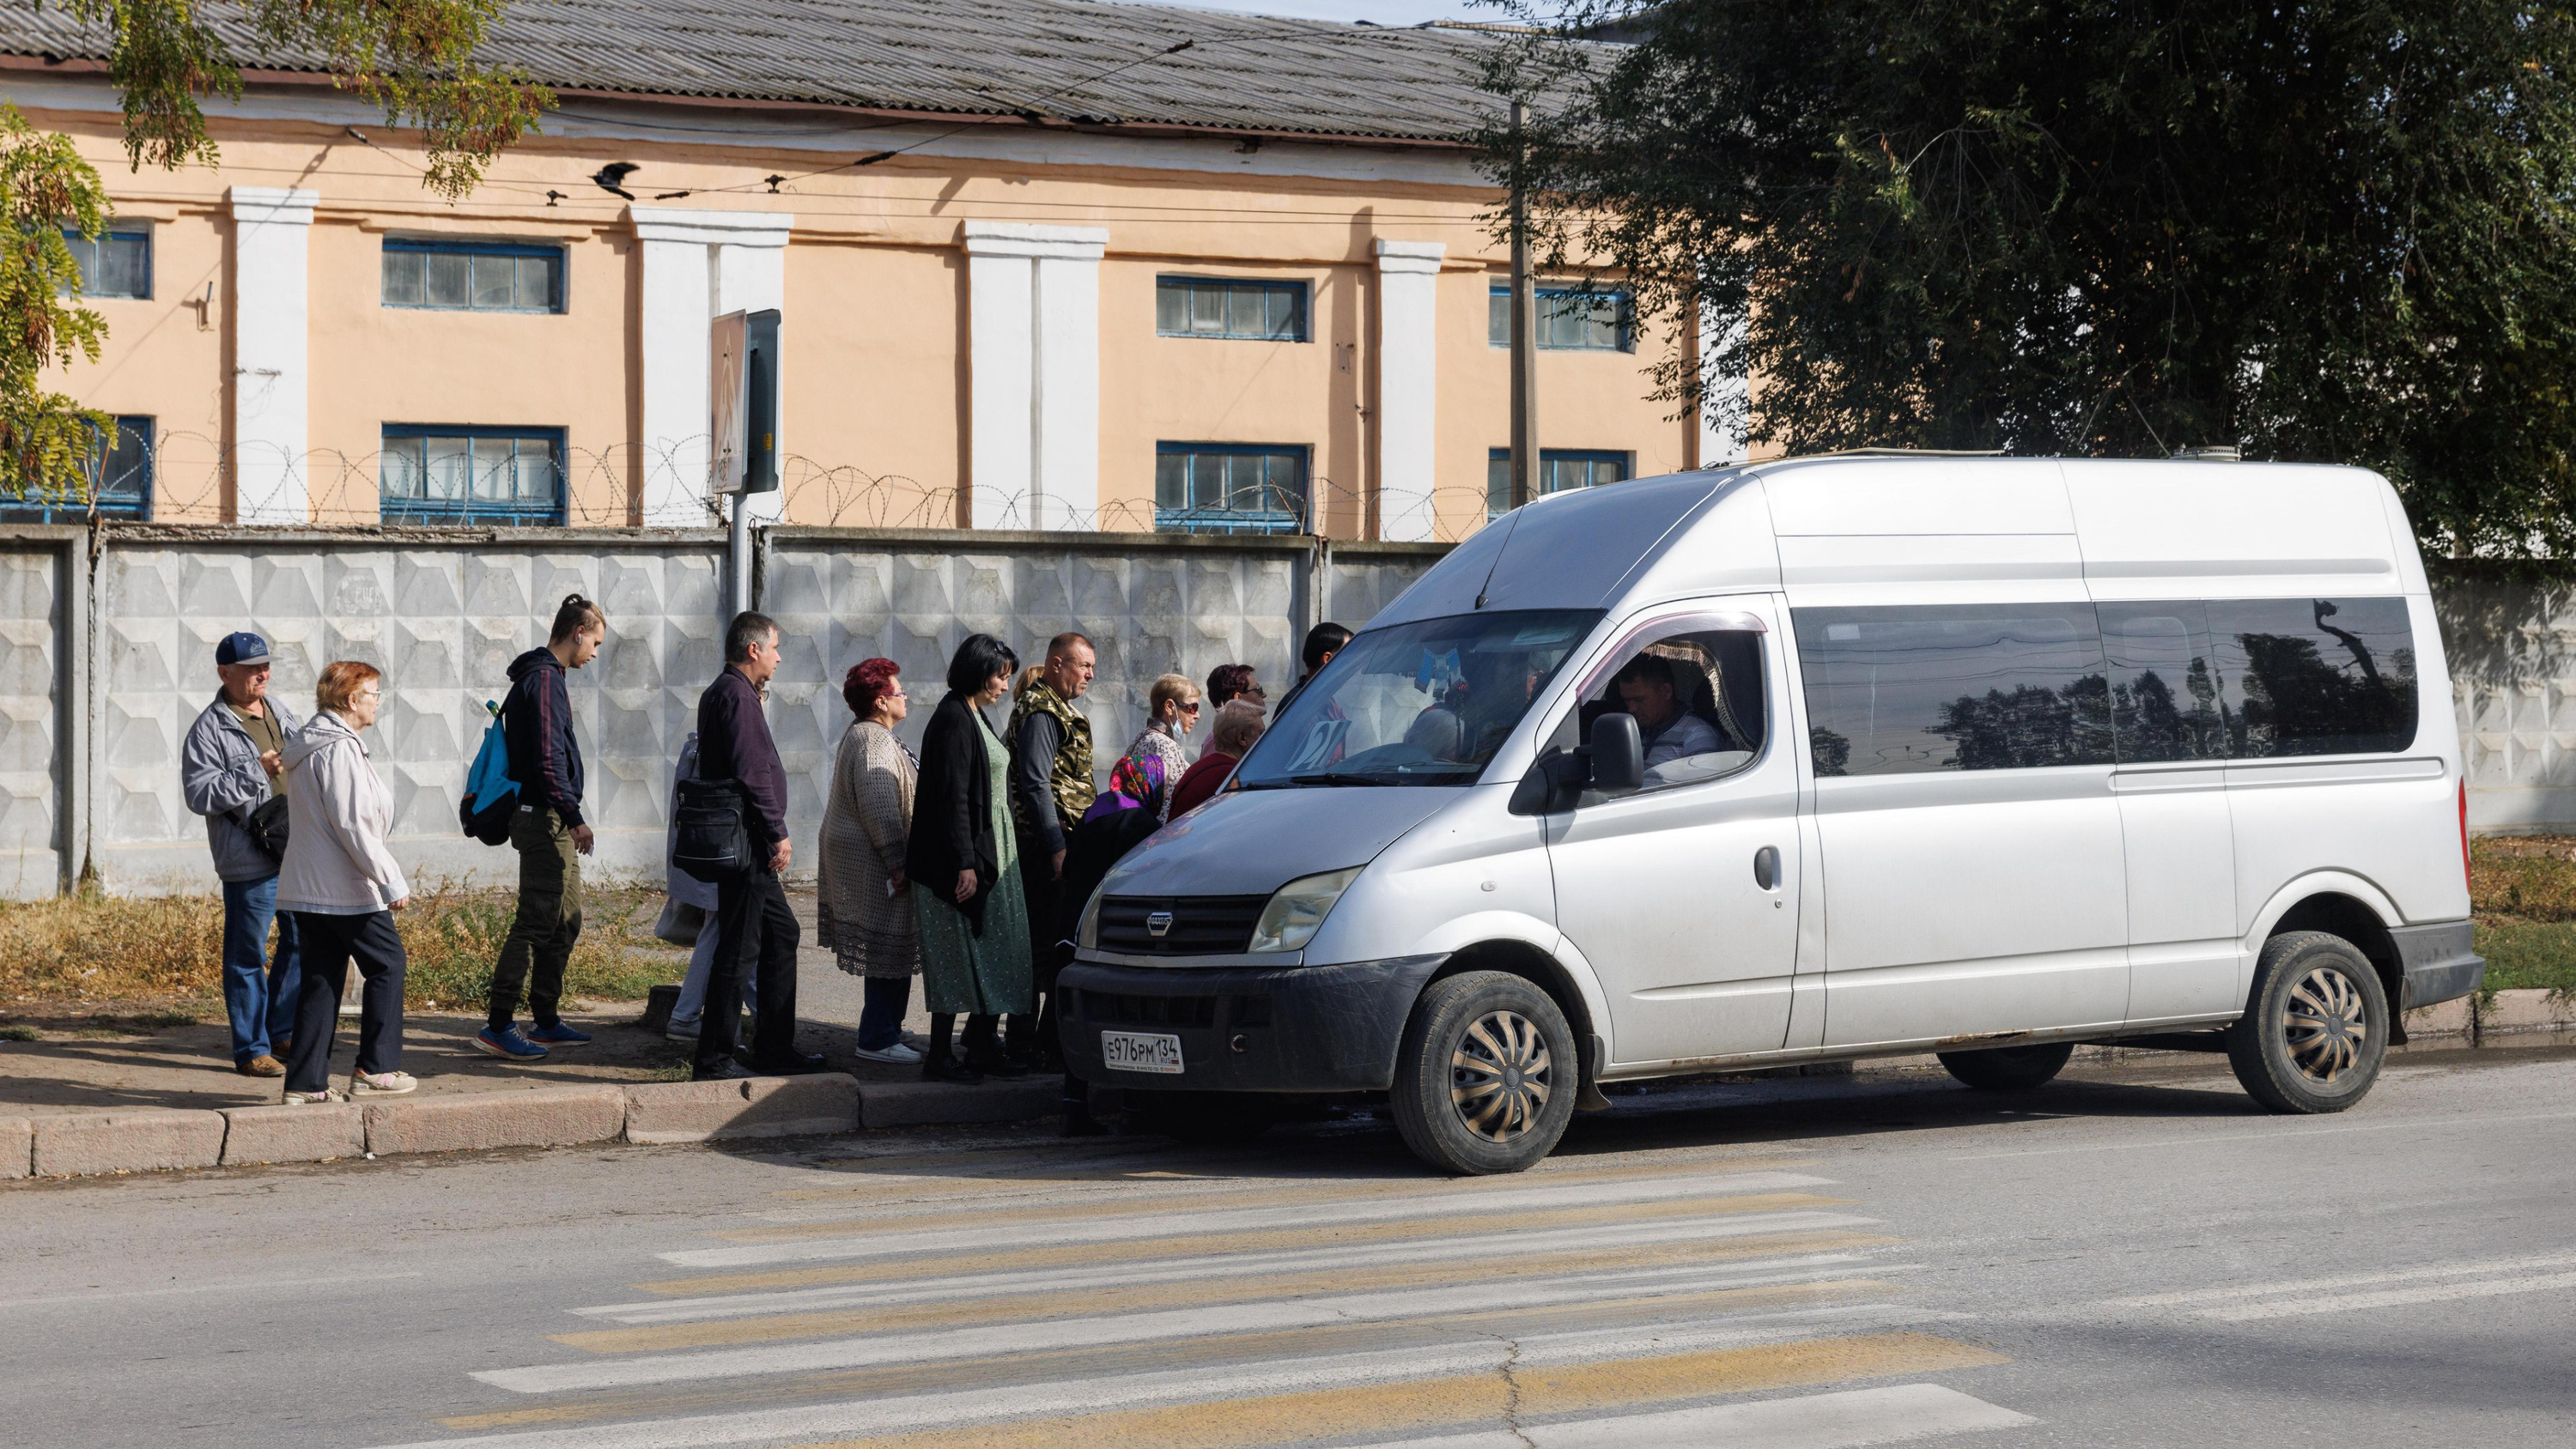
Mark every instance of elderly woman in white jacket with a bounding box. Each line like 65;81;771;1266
276;660;416;1102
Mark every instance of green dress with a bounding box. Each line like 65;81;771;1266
912;708;1034;1016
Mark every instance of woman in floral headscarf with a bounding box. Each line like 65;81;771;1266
1109;674;1199;822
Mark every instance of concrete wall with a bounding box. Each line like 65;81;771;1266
48;524;1443;895
2439;571;2576;834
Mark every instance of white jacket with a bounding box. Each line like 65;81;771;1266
276;710;410;915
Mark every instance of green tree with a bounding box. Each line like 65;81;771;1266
1488;2;2576;557
1;106;111;505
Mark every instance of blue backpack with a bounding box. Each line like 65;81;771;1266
459;700;519;846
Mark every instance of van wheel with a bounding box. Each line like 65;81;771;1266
1390;972;1577;1176
1937;1042;2075;1092
2227;931;2389;1114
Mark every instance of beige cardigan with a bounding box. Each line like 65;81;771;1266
817;719;920;978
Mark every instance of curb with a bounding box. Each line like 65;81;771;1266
13;1071;1064;1180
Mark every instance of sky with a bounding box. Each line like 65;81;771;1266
1151;0;1509;24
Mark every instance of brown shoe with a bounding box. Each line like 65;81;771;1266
239;1055;285;1078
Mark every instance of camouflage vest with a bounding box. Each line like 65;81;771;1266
1006;679;1094;837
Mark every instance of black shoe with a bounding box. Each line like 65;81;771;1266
966;1052;1032;1080
1060;1107;1111;1137
920;1053;983;1085
748;1050;829;1076
693;1058;756;1082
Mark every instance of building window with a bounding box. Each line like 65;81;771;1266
381;239;565;313
1486;448;1631;519
1487;284;1633;351
0;415;152;523
1156;443;1308;534
1157;276;1307;342
380;427;566;524
59;227;149;300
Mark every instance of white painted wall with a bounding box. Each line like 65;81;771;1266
630;206;793;528
1696;295;1747;470
227;187;315;525
1374;239;1444;543
963;222;1109;530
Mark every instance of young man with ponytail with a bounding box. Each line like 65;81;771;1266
478;594;605;1059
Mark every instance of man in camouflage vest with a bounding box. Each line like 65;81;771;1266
1006;631;1097;1068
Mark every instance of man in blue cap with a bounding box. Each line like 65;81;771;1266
179;632;304;1076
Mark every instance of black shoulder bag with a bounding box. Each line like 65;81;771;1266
246;793;291;858
672;777;753;882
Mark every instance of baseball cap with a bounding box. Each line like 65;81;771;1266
216;632;270;667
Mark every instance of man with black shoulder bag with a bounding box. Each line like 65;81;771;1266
180;632;304;1077
688;611;826;1082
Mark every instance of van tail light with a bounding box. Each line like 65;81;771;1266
2459;777;2472;896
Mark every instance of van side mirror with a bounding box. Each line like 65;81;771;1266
1589;712;1645;795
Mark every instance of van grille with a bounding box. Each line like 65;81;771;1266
1096;894;1270;955
1077;991;1221;1029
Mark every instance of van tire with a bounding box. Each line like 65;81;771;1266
1936;1042;2075;1092
2226;931;2389;1114
1390;972;1577;1176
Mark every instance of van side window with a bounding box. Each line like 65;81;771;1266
2207;597;2417;757
1562;627;1767;791
2099;603;2230;762
1793;605;2112;776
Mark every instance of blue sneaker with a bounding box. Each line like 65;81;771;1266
475;1025;549;1060
525;1022;592;1046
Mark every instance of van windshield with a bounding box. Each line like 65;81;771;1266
1236;609;1601;789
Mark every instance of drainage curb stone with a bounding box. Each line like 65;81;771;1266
32;1110;228;1178
1;1116;28;1179
859;1078;1060;1129
220;1103;367;1165
364;1085;626;1156
625;1074;861;1143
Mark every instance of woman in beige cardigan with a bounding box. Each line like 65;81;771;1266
818;657;924;1065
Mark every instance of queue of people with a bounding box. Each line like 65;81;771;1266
179;601;1346;1108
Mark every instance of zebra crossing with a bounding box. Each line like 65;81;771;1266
374;1140;2038;1449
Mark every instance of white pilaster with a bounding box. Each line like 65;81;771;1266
1373;239;1444;543
629;207;793;527
1697;294;1747;469
963;222;1107;530
228;187;315;525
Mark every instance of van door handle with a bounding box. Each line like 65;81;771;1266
1753;846;1780;891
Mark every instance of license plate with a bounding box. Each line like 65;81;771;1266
1101;1031;1184;1075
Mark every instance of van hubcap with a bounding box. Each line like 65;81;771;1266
2283;965;2368;1083
1451;1009;1552;1142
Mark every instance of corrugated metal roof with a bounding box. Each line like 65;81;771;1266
0;0;1522;144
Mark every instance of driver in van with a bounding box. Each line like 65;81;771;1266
1614;654;1722;767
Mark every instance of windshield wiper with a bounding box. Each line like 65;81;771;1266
1288;772;1394;787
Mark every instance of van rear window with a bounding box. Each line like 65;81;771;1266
1798;597;2420;775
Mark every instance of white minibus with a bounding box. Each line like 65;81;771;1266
1060;456;2484;1173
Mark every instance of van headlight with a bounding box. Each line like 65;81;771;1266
1078;889;1101;950
1247;867;1363;955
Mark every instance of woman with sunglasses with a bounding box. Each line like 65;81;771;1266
1111;673;1201;824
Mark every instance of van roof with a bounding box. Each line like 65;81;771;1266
1373;455;2425;627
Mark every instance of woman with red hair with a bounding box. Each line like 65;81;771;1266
817;657;923;1064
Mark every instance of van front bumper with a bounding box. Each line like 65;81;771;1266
1058;955;1449;1094
2391;920;2485;1009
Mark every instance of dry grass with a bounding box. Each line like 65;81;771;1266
2471;835;2576;995
0;876;690;1016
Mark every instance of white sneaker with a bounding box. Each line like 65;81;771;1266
353;1070;417;1094
665;1016;701;1043
854;1040;925;1065
283;1088;339;1105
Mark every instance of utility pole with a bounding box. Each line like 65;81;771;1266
1508;99;1540;512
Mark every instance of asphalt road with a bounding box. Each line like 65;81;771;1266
7;1046;2573;1449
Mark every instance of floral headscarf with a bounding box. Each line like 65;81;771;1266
1078;750;1170;826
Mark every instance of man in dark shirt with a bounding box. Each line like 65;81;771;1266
691;611;824;1081
1005;632;1097;1069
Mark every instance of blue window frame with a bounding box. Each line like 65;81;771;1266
1157;276;1308;342
1156;443;1309;535
380;426;567;525
1486;447;1630;519
1488;283;1634;351
381;238;566;313
59;227;149;300
0;415;153;523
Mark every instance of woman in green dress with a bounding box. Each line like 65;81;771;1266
902;633;1033;1082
